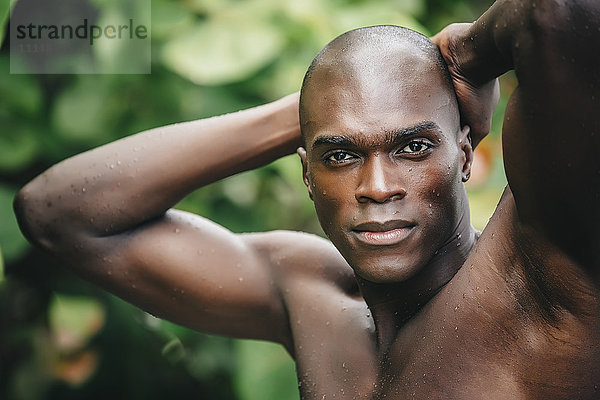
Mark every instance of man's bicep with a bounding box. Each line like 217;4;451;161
81;210;292;345
501;3;600;265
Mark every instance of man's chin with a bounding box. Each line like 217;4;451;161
350;257;425;285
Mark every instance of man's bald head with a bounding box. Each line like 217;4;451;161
299;25;458;143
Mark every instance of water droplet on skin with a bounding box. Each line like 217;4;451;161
82;187;87;192
174;228;180;233
238;277;244;282
218;285;223;289
428;203;432;208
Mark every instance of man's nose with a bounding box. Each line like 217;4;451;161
355;155;407;204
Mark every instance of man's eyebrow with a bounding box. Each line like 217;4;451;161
311;121;442;151
386;121;442;144
311;135;356;150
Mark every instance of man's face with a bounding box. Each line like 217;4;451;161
299;56;471;283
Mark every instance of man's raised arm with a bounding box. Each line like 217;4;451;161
13;93;325;350
434;0;600;271
16;93;301;239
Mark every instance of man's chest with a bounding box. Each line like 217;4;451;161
289;306;527;399
286;274;600;400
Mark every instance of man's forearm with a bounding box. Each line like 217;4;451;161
448;0;545;84
15;94;301;247
450;0;598;84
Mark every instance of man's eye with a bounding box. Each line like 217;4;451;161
326;151;354;163
400;141;431;154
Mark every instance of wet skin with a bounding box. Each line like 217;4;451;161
14;0;600;399
298;47;473;288
289;32;600;398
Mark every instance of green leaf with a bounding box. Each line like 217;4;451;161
51;77;113;143
0;123;40;172
0;246;4;282
0;0;16;47
49;293;106;352
92;0;151;74
162;19;285;85
234;339;299;400
161;337;186;363
151;0;195;39
333;3;428;36
0;184;29;262
0;56;43;116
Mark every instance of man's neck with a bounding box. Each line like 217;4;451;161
356;208;478;353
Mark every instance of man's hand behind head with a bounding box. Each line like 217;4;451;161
431;23;500;149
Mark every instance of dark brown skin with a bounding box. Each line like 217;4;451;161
14;0;600;398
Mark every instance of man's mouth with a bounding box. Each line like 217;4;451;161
352;220;415;246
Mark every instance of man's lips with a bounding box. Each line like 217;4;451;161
352;220;415;246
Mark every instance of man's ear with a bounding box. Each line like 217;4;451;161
297;147;314;200
458;125;473;182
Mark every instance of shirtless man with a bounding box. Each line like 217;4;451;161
14;0;600;398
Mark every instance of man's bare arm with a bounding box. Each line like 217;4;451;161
434;0;600;270
16;93;300;239
13;93;345;349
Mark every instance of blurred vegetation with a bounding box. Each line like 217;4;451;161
0;0;511;399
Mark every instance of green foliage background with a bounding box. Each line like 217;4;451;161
0;0;509;399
